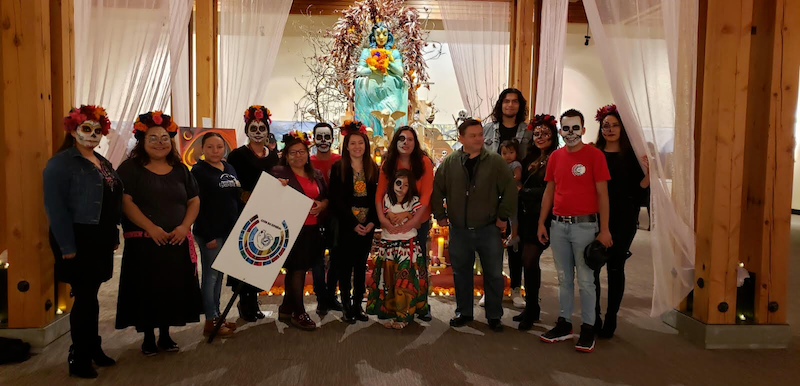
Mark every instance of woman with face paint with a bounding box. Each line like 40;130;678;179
367;169;427;329
44;106;121;378
271;131;329;330
225;105;279;322
513;114;560;330
115;111;203;356
375;126;434;321
328;121;379;323
592;105;649;339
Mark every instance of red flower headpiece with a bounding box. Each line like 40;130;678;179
63;105;111;135
243;105;272;125
340;120;368;136
528;114;558;130
595;104;618;122
282;130;311;148
132;111;179;140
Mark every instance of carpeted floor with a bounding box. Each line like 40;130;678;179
1;216;799;386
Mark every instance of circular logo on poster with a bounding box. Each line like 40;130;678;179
572;163;586;176
238;215;290;266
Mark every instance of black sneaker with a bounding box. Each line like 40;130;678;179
157;337;179;352
316;301;329;316
141;339;158;356
575;324;596;353
328;298;344;312
540;317;573;343
599;314;617;339
488;319;503;332
449;315;474;327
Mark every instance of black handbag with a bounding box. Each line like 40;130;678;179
584;240;610;271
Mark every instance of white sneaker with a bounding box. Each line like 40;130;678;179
511;288;526;309
478;294;486;307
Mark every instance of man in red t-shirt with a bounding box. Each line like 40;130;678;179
309;122;342;314
537;109;611;353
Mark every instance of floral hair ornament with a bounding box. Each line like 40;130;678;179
132;111;179;140
243;105;272;125
282;130;312;148
529;114;558;130
63;105;111;135
595;104;618;123
340;120;368;136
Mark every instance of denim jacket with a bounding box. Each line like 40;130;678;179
43;147;122;255
482;121;532;160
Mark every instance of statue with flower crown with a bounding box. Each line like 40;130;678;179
354;21;409;138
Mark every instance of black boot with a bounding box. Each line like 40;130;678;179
340;295;355;324
68;346;98;379
237;292;257;322
92;337;116;367
599;313;617;339
252;293;266;319
352;296;368;322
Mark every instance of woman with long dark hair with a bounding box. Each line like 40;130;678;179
191;132;241;337
375;126;434;321
44;106;121;378
514;114;560;330
328;121;379;323
226;105;279;322
271;131;329;331
115;111;202;356
592;104;649;338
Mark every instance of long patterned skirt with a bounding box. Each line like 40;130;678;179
366;237;428;323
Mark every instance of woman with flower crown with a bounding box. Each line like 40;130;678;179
44;106;121;378
225;105;279;322
270;131;329;331
114;111;203;356
592;105;649;339
328;121;379;323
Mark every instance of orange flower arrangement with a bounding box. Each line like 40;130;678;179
366;48;394;75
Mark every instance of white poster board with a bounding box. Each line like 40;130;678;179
212;172;313;290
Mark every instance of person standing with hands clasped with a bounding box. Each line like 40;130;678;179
537;109;611;353
432;118;518;332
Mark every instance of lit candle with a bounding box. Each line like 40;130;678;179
375;155;382;164
437;237;444;263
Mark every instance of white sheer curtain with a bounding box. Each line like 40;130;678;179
171;31;192;127
74;0;192;167
534;0;568;115
583;0;698;317
439;0;510;120
216;0;293;146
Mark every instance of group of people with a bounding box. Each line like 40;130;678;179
43;88;648;378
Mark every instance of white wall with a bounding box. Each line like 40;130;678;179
266;16;613;136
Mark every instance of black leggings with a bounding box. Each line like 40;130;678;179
521;242;546;319
594;217;638;320
508;246;523;289
336;232;373;302
70;281;102;358
281;269;308;315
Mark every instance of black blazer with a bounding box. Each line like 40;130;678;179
329;160;379;232
270;165;329;223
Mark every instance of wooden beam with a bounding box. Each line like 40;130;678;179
1;0;57;328
694;0;753;324
195;0;215;128
510;0;535;103
530;0;542;115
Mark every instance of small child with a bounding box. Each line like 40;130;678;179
500;140;522;247
366;169;428;330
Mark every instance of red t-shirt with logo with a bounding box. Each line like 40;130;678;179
544;145;610;216
310;153;341;185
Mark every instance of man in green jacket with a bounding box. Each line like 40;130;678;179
432;118;518;331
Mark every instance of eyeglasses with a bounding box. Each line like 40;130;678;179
287;149;308;157
601;122;622;132
147;135;171;144
533;130;552;139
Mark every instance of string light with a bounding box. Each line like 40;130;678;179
738;262;745;268
56;309;64;315
281;291;286;296
268;291;273;296
739;314;746;321
304;291;310;296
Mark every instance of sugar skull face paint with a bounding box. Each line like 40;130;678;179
314;126;333;153
393;176;409;198
560;116;584;147
73;121;103;149
247;121;268;143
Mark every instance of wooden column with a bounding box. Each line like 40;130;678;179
509;0;536;111
1;0;57;328
195;0;216;128
693;0;797;325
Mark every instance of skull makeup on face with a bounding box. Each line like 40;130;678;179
74;121;103;149
314;126;333;153
396;131;414;155
560;116;584;147
393;176;409;198
247;121;268;143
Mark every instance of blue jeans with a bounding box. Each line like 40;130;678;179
196;235;224;320
549;220;598;326
449;224;504;319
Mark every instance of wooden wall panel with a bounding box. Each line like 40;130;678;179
195;0;216;128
